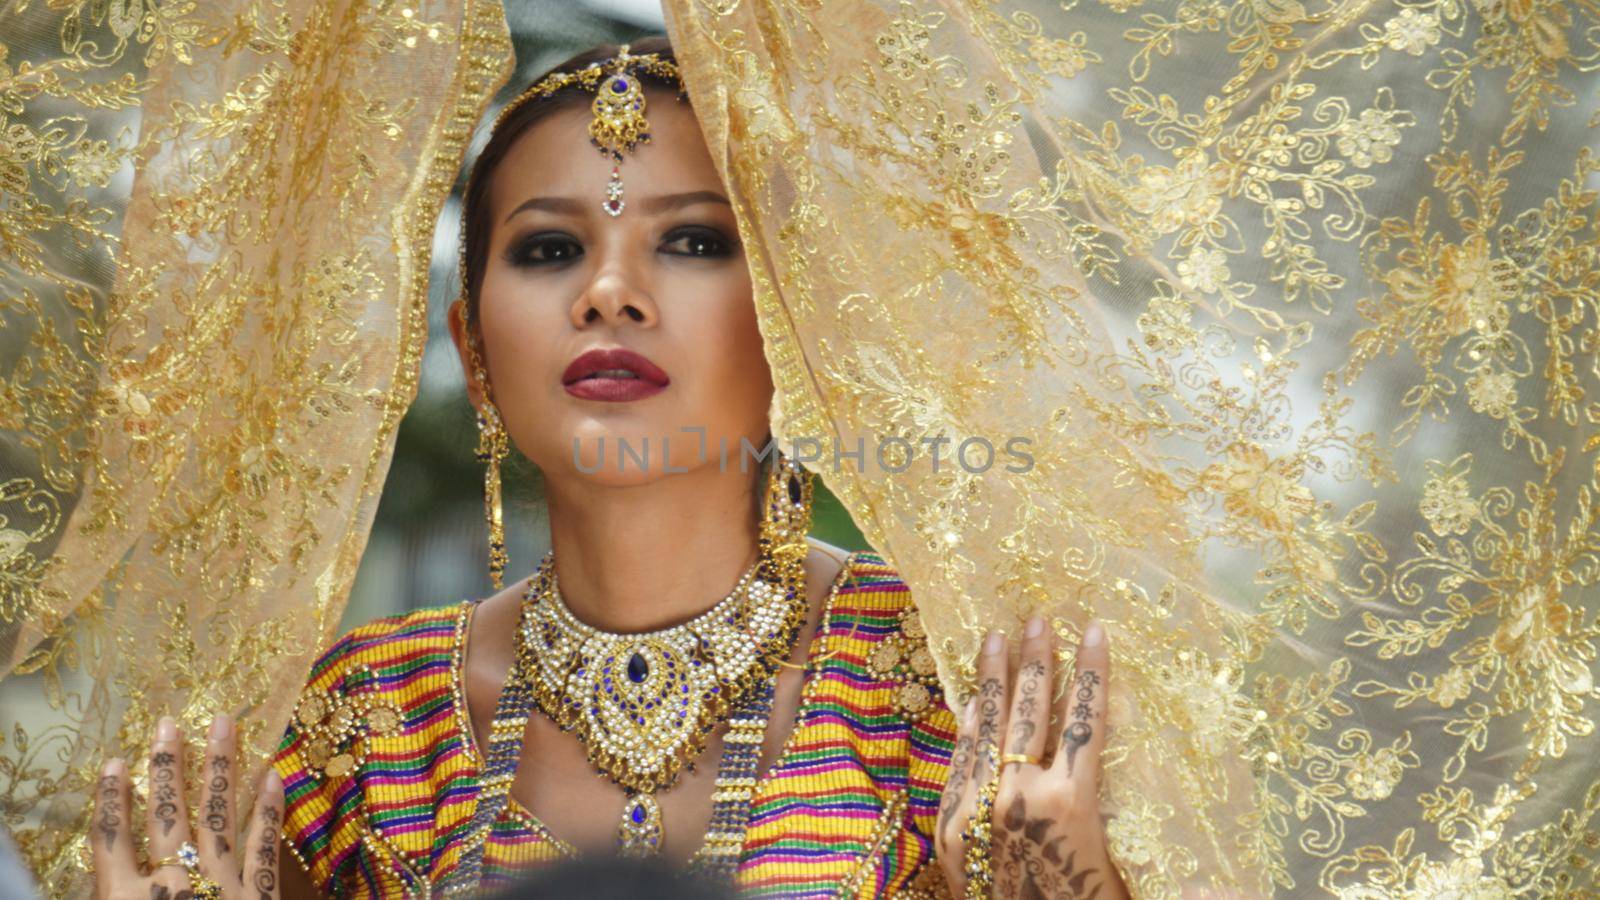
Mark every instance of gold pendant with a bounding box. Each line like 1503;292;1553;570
618;792;663;857
589;72;651;160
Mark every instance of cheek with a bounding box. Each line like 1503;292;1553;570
699;285;773;413
475;274;566;399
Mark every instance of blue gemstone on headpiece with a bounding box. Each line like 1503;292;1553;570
632;804;647;824
612;78;629;93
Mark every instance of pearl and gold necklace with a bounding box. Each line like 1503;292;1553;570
449;453;814;888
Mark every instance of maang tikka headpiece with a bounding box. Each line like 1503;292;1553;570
490;43;685;217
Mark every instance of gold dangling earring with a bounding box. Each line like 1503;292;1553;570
759;449;814;572
476;403;509;590
463;303;509;590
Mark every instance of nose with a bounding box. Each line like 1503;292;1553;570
570;254;658;328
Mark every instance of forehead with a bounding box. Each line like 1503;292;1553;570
488;90;722;218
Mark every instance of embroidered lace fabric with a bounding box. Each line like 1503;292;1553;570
3;0;1599;896
661;1;1600;896
271;552;956;897
0;2;512;890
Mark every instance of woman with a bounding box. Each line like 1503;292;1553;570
90;38;1128;899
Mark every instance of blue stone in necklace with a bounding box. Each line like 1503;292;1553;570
618;792;663;857
627;651;649;683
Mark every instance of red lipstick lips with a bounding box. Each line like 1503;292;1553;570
561;347;670;402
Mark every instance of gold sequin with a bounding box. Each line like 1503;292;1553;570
367;705;402;736
305;739;335;770
898;682;932;714
324;754;357;779
297;695;329;728
871;641;904;674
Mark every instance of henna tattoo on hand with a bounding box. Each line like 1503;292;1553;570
1062;670;1100;776
206;754;230;853
96;774;121;850
1009;659;1046;755
975;676;1003;759
996;794;1106;899
150;886;172;900
940;730;975;835
151;750;179;836
254;805;281;899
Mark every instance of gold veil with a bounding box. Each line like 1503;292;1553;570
3;0;1599;896
663;0;1600;896
0;0;511;891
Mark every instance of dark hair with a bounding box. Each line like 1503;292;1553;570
460;36;683;329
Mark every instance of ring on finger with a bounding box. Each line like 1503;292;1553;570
163;841;223;900
999;752;1041;768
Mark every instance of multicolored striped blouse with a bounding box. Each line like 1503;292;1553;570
272;551;959;897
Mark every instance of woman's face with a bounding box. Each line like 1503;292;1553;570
452;90;773;487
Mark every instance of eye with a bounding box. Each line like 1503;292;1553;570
504;232;583;267
661;226;735;258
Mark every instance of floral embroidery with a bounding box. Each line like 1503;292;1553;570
1383;8;1443;55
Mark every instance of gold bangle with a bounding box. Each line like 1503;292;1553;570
961;748;1001;899
999;752;1040;768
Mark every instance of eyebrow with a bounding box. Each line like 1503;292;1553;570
503;189;730;223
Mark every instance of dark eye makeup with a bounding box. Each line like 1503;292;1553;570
660;226;736;258
502;232;582;267
500;225;738;268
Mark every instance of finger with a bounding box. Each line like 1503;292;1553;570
969;630;1009;787
934;695;979;883
1050;619;1110;782
91;757;138;888
242;769;285;900
1002;616;1054;769
199;714;238;872
145;716;192;858
937;699;978;848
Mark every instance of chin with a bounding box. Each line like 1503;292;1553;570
545;419;725;486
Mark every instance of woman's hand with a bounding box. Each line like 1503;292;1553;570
937;618;1129;899
92;715;284;900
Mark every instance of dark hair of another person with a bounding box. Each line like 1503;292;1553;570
486;856;740;900
459;36;683;329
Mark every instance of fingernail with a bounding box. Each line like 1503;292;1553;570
209;714;232;741
1025;615;1046;638
103;757;124;777
156;715;177;742
1083;620;1105;648
263;769;282;793
983;631;1004;656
